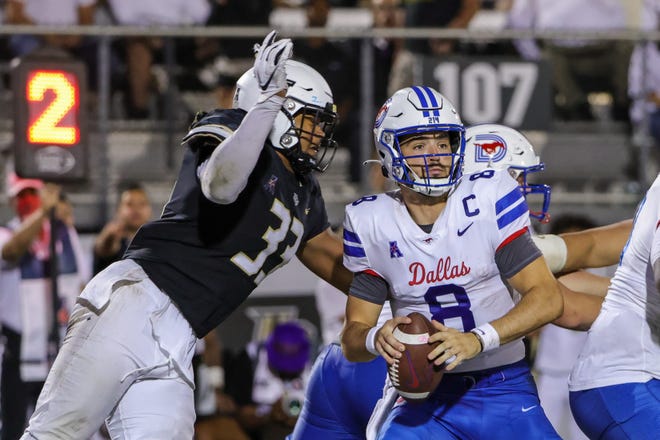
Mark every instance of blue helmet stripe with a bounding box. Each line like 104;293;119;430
495;187;524;215
344;244;366;258
411;86;430;117
497;200;529;229
422;86;441;116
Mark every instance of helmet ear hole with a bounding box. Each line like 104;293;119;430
381;165;389;178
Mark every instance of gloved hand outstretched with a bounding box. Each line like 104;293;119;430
253;30;293;102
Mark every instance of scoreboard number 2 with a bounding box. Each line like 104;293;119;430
12;55;88;180
27;70;79;145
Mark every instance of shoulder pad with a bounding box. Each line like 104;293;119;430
182;109;245;150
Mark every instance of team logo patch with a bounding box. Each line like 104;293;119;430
374;98;392;128
389;241;403;258
474;133;507;163
264;175;278;195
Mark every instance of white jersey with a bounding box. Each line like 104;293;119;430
569;175;660;391
344;169;535;372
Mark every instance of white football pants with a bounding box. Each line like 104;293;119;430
21;259;198;439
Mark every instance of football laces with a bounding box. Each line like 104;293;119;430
389;359;400;387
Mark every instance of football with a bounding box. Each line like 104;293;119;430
388;312;444;401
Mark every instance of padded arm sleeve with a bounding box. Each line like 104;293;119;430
199;95;285;204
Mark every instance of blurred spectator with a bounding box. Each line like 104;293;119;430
387;0;480;96
0;174;89;439
533;214;600;440
225;321;312;440
370;0;405;106
508;0;632;121
294;0;360;181
92;182;152;275
194;331;248;440
402;0;480;56
198;0;274;109
4;0;98;87
369;0;408;191
105;0;210;118
628;2;660;158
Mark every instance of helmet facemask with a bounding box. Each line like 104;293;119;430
508;165;551;223
391;128;463;196
279;99;338;176
233;59;339;176
374;87;465;197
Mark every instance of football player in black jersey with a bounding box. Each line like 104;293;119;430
21;31;352;440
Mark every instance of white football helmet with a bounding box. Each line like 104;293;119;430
234;60;338;175
373;87;465;197
464;123;551;222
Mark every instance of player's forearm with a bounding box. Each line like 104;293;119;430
562;219;632;271
200;96;284;204
341;321;377;362
556;271;611;297
553;283;603;331
491;283;563;345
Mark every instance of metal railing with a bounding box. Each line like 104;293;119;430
1;25;657;225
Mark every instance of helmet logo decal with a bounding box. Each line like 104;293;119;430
411;86;441;117
474;133;507;163
374;99;392;128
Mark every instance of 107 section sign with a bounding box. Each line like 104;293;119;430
422;56;552;131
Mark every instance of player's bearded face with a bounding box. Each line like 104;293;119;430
399;132;453;179
295;113;326;158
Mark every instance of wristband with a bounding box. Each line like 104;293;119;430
365;326;380;356
531;233;568;273
470;323;500;353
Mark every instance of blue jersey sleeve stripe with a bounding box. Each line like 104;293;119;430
422;86;441;116
343;229;362;244
411;86;430;117
497;200;529;229
495;187;524;215
344;244;366;258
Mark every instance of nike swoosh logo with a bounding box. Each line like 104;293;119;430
457;223;474;236
522;405;537;413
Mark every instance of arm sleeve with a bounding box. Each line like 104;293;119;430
349;271;389;305
198;95;285;205
495;229;542;279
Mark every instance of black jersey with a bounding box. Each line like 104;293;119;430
124;109;329;337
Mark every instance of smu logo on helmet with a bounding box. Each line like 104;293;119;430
474;133;507;163
375;98;392;128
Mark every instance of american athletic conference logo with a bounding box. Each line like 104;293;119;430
473;133;507;164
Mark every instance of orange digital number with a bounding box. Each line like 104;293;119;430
26;70;79;145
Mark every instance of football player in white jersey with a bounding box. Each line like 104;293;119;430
340;86;574;439
566;174;660;439
462;124;601;440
